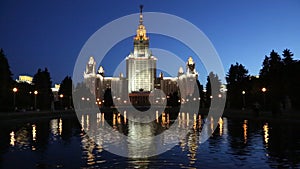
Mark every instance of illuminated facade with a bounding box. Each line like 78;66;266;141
83;6;199;105
16;75;33;84
126;5;156;92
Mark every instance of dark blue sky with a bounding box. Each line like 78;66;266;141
1;0;300;84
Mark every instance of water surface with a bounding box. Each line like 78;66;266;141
0;111;300;168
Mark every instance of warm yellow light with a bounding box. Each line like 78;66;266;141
219;118;223;136
263;123;269;145
60;94;63;98
59;118;62;135
243;120;248;144
10;131;15;146
32;124;36;141
188;56;194;65
262;87;267;93
13;87;18;93
34;90;38;95
242;91;246;95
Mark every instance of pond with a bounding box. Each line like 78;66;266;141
0;111;300;168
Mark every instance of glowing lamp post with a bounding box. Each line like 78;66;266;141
262;87;267;109
242;91;246;109
60;94;64;109
13;87;18;110
34;90;38;110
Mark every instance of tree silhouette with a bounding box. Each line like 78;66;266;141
32;68;53;110
58;76;73;108
226;63;249;108
103;88;114;107
259;50;284;111
282;49;295;66
205;72;221;108
0;49;14;111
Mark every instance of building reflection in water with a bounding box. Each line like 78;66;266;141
50;118;63;137
210;116;214;132
82;134;96;166
127;118;156;158
9;127;30;149
10;131;15;146
263;123;269;146
79;110;230;163
31;124;37;151
86;115;90;131
59;119;62;135
81;115;84;131
32;124;36;141
243;120;248;144
3;112;300;168
219;118;223;136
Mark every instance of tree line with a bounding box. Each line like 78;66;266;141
226;49;300;112
0;49;72;111
1;48;299;112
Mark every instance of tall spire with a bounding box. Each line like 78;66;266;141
135;5;148;41
139;5;143;25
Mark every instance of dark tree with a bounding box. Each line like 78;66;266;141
259;50;285;111
195;79;204;108
280;49;300;110
226;62;249;85
103;88;114;107
205;72;221;108
288;61;300;109
32;68;53;110
15;82;34;110
73;82;94;110
58;76;73;108
282;49;294;66
259;56;270;78
226;62;249;108
0;49;14;111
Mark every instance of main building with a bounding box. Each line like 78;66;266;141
83;6;199;106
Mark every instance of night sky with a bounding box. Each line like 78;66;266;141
1;0;300;84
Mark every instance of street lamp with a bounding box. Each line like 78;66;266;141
13;87;18;110
262;87;267;110
60;94;64;109
242;90;246;109
34;90;38;110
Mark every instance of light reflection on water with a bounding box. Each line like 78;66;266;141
1;111;300;168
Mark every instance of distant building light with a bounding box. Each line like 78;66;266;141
51;84;60;92
16;75;33;84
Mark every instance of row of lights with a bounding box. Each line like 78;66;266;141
241;87;267;109
241;87;267;95
12;87;38;95
12;87;38;110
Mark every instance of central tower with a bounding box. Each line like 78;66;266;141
126;5;156;93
